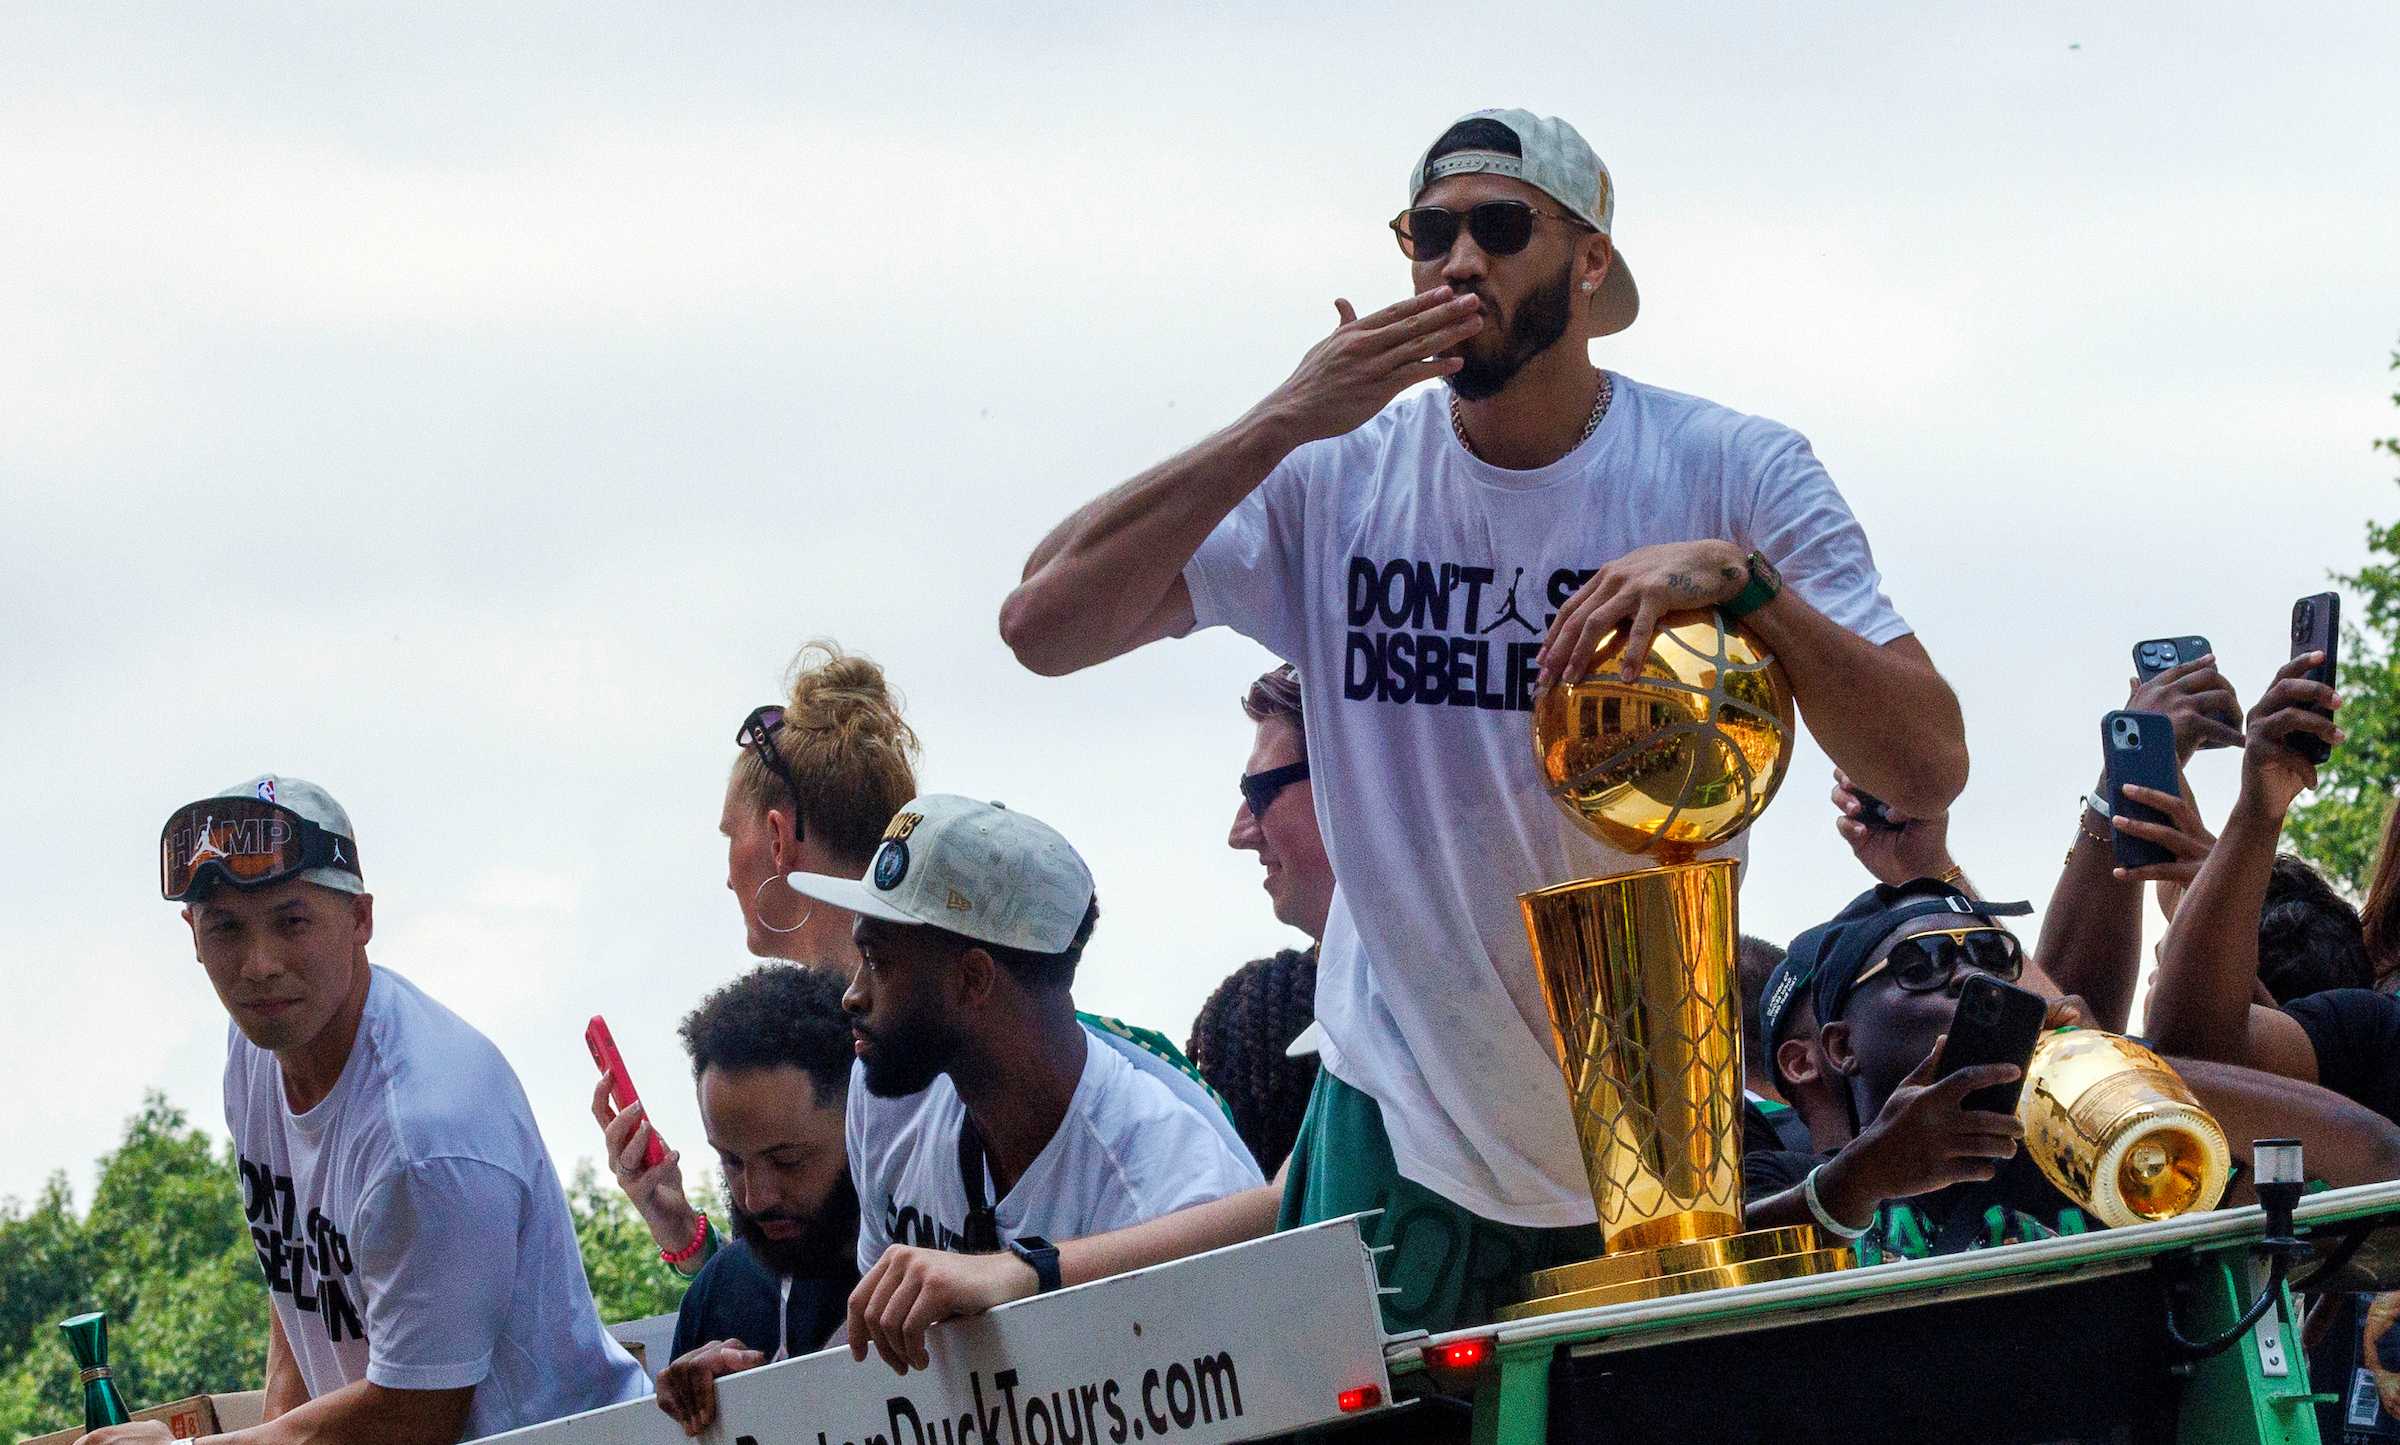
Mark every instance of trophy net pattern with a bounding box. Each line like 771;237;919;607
1526;860;1745;1252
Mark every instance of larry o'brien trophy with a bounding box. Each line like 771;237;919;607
1499;608;1851;1321
60;1311;133;1430
2019;1028;2231;1229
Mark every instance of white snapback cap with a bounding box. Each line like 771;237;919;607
1408;107;1639;337
214;773;365;895
784;794;1095;954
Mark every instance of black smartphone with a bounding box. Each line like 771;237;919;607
2131;635;2237;749
2290;592;2340;765
1937;974;2048;1115
2132;635;2211;682
2104;709;2181;871
1849;786;1905;833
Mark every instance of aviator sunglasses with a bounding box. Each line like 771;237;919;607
1240;760;1311;820
1389;199;1590;262
736;705;807;842
1852;926;2025;994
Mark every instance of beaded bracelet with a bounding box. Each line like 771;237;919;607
662;1212;710;1267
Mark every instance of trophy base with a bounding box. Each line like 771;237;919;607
1495;1224;1852;1320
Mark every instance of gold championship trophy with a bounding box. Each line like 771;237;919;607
1500;609;1852;1320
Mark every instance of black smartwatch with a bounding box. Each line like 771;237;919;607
1008;1234;1062;1294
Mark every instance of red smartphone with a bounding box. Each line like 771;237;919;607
585;1015;667;1171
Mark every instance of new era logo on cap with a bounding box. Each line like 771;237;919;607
788;795;1095;954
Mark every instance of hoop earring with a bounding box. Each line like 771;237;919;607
752;875;815;936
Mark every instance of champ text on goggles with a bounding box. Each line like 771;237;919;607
160;797;362;902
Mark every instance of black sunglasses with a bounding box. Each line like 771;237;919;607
1389;200;1590;262
1854;927;2025;994
736;705;806;842
1240;760;1310;820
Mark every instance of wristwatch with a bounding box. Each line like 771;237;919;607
1008;1234;1062;1294
1723;549;1783;618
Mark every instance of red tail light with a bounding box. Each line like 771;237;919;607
1338;1385;1382;1413
1423;1336;1494;1372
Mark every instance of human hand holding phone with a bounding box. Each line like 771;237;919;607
587;1016;667;1170
2126;649;2242;762
588;1016;702;1256
2237;654;2343;823
1831;768;1960;887
2288;593;2341;765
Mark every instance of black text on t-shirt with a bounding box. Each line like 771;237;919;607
239;1155;367;1344
1344;556;1595;711
886;1196;972;1255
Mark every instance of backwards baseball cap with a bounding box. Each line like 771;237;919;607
785;794;1095;955
1408;108;1639;337
1799;879;2034;1029
1755;949;1817;1090
160;774;364;902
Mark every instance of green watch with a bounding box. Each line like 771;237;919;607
1723;549;1782;619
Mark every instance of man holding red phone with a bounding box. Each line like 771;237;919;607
88;776;649;1445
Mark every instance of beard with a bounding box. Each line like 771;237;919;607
729;1168;860;1280
1445;258;1578;403
856;1010;965;1099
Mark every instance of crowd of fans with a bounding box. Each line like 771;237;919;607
83;101;2400;1445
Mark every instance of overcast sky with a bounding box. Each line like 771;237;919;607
5;3;2397;1209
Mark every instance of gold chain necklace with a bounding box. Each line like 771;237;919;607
1451;371;1613;460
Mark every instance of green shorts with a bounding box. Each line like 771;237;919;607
1278;1069;1602;1336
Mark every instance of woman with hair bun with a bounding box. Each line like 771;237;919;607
597;640;919;1278
722;641;920;973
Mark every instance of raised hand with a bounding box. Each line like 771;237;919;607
2238;654;2343;822
1534;539;1750;694
2127;654;2244;764
590;1074;698;1253
1839;1037;2026;1205
655;1338;766;1436
1831;767;1956;887
1261;289;1483;447
2110;780;2217;912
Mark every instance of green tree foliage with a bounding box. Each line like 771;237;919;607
565;1162;711;1326
0;1095;266;1441
2290;340;2400;891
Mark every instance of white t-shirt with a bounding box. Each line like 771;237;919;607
224;966;648;1436
849;1022;1265;1273
1182;377;1911;1227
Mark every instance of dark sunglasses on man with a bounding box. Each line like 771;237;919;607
1239;760;1310;820
736;705;807;843
1390;199;1592;262
160;797;362;902
1853;927;2025;995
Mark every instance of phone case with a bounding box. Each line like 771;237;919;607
2291;593;2339;766
2131;636;2210;683
585;1015;668;1170
1938;975;2048;1115
2104;710;2181;871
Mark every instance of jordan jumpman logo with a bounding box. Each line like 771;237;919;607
1481;567;1540;635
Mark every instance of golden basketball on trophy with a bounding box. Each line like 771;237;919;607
1504;608;1851;1320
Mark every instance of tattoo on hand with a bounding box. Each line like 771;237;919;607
1666;571;1699;599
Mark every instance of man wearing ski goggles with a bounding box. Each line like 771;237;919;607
100;776;649;1445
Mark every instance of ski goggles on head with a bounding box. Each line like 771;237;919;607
160;797;361;902
1853;927;2024;995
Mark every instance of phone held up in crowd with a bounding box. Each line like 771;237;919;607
2132;635;2238;749
2103;709;2181;872
2290;592;2340;766
585;1014;667;1171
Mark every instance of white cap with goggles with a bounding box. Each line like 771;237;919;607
784;794;1095;955
160;774;364;901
